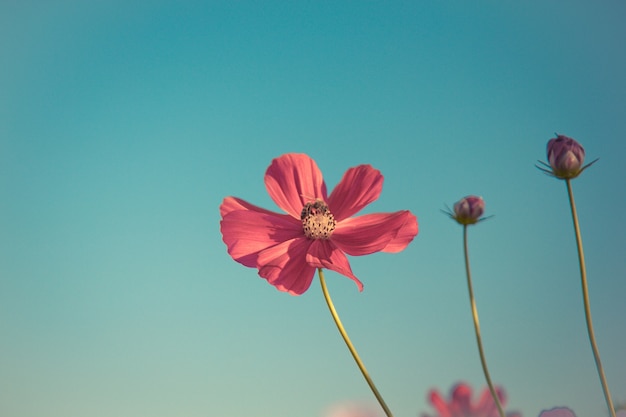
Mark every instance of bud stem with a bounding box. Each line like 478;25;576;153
463;225;506;417
565;179;616;417
318;268;394;417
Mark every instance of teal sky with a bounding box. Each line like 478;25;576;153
2;1;625;416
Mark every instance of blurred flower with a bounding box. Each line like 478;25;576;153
443;195;489;225
538;407;576;417
220;153;418;295
536;134;597;179
421;382;521;417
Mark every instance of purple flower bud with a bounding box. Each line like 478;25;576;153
547;135;586;179
453;195;485;225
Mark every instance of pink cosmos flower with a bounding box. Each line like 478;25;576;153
220;153;418;295
421;382;521;417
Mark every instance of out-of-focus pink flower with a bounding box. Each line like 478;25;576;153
537;134;597;180
421;382;521;417
220;153;418;295
537;407;576;417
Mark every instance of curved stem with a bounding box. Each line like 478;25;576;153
463;225;506;417
318;268;394;417
565;179;616;417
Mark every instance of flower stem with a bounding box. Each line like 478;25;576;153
462;225;506;417
318;268;394;417
565;179;616;417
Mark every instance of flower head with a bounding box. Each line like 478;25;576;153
443;196;489;226
220;153;418;295
421;382;521;417
536;134;598;179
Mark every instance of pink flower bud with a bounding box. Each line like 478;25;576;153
453;195;485;225
546;135;586;179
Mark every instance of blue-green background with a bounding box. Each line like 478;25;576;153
2;1;625;416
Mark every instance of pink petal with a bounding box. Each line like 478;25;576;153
331;211;417;256
475;388;492;409
327;164;383;221
450;383;473;416
220;196;278;217
427;390;453;417
257;238;316;295
381;211;418;253
306;240;364;291
264;153;328;219
476;386;506;416
220;200;302;267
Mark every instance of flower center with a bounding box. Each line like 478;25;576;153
300;200;336;239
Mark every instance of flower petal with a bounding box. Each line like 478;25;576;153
327;164;383;221
332;211;418;256
220;198;302;267
257;238;316;295
265;153;328;219
451;383;473;415
476;386;507;417
380;211;418;253
306;240;363;291
426;390;452;417
220;196;278;217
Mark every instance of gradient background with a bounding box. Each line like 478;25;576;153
1;1;625;416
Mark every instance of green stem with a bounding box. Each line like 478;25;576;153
463;225;506;417
565;179;616;417
318;268;394;417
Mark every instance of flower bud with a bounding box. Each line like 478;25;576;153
547;135;586;179
453;195;485;225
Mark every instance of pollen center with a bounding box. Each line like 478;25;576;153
301;200;336;239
